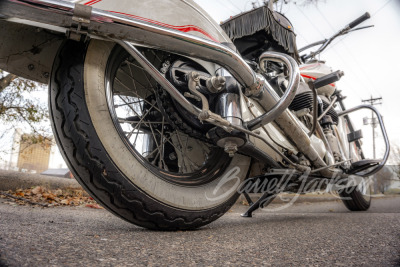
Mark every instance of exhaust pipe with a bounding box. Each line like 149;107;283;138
246;52;335;177
1;0;257;88
1;0;298;123
1;0;332;175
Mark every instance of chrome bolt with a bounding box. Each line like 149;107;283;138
224;141;238;157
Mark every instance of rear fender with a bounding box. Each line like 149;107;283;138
76;0;231;43
0;20;63;83
0;0;232;84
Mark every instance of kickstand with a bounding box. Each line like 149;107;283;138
241;192;276;218
243;192;254;206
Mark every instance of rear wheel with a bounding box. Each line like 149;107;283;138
49;40;250;230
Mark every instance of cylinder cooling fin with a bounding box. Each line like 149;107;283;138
289;91;313;112
288;83;338;125
289;81;313;112
321;98;339;124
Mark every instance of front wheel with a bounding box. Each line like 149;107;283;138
49;40;250;230
339;178;371;211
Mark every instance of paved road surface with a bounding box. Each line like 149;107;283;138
0;196;399;266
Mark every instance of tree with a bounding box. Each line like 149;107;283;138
0;70;51;155
391;145;400;178
0;70;48;124
375;166;396;194
372;145;400;194
0;72;17;91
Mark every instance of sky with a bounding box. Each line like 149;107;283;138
194;0;400;161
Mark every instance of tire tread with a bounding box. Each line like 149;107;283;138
49;40;236;230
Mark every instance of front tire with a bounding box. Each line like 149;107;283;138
339;179;371;211
49;40;250;230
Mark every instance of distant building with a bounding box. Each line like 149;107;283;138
1;128;68;173
17;134;52;173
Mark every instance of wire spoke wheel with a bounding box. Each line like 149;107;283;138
105;46;229;185
50;40;250;230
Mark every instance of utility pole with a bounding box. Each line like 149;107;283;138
362;96;382;194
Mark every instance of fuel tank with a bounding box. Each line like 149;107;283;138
76;0;232;44
300;60;336;98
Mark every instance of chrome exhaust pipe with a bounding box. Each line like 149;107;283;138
1;0;333;175
1;0;298;120
246;52;300;130
122;41;333;176
247;52;335;177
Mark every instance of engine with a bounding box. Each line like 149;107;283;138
289;82;314;113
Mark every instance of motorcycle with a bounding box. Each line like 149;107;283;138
0;0;389;230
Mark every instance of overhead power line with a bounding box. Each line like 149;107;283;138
315;7;382;97
294;4;367;99
372;0;393;16
323;0;394;51
225;0;243;13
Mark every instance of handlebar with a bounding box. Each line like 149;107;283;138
300;12;371;62
348;12;370;29
298;39;326;53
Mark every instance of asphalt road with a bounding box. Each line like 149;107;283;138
0;196;399;266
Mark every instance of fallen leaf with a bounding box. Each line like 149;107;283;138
85;204;103;209
31;186;42;195
61;199;70;205
3;186;100;208
42;193;56;200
